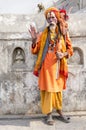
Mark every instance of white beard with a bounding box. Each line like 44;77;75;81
49;24;56;32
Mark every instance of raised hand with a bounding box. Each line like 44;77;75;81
29;25;37;41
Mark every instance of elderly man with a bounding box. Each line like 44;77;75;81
29;7;73;125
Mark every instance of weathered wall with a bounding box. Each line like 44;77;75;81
0;14;41;114
0;11;86;114
63;12;86;112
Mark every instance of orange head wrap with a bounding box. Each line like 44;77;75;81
44;7;60;20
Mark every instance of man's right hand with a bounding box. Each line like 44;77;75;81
28;25;37;43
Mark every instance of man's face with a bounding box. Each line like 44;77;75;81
47;11;58;26
60;12;65;20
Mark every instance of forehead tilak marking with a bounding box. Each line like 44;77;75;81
47;11;55;18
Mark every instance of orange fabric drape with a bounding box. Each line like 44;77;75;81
40;91;62;114
31;27;73;91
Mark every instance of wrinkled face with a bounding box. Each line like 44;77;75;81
46;11;58;26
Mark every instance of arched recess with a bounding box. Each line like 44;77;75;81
12;47;25;65
68;47;83;65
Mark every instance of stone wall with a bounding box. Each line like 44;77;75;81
63;12;86;112
0;12;86;114
0;14;41;114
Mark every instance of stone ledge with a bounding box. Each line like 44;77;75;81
0;111;86;120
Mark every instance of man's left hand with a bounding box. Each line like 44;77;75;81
56;52;64;59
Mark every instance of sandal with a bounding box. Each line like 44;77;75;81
46;118;54;125
57;115;70;123
56;110;70;123
45;113;54;125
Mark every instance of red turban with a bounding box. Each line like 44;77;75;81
60;9;69;20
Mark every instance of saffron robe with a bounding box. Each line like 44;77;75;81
31;27;73;92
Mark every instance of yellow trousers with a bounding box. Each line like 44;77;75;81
40;91;62;114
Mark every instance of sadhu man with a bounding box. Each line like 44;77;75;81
29;7;73;125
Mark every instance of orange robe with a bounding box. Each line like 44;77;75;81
32;30;73;92
31;28;73;114
39;50;65;92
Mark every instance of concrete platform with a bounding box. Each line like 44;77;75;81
0;114;86;130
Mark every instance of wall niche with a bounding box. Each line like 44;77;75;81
12;47;27;71
68;47;83;65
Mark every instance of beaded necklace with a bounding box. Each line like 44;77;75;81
48;27;60;52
